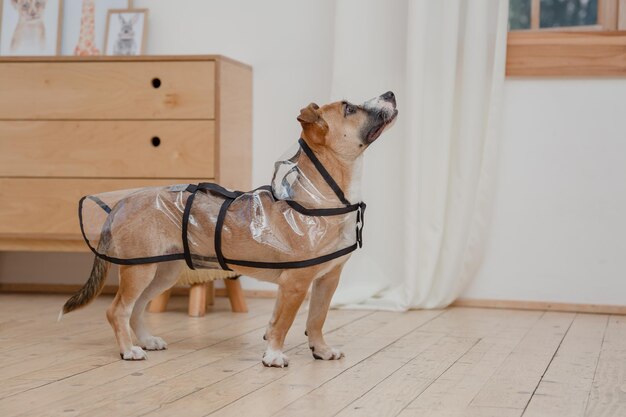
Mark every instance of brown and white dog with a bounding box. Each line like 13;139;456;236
61;92;397;367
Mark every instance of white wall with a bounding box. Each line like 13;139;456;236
463;79;626;305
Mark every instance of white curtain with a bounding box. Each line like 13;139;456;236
331;0;509;310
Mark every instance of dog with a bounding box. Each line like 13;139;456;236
10;0;47;54
61;92;398;367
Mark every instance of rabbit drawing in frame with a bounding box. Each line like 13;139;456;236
10;0;48;54
113;13;139;55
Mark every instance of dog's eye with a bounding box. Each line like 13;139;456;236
344;104;356;117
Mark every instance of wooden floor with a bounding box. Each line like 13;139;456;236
0;294;624;417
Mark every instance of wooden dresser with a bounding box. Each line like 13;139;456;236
0;55;252;252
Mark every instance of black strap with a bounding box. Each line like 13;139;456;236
285;200;361;217
214;197;235;271
195;182;243;199
356;202;366;248
224;243;358;269
181;188;199;269
87;195;112;214
298;138;352;206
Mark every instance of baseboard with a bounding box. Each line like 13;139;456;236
0;282;278;299
2;283;623;314
213;288;277;298
453;298;626;315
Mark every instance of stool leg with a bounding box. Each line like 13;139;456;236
224;279;248;313
188;283;207;317
206;281;215;307
148;289;171;313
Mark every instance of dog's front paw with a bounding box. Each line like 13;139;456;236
141;336;167;351
262;348;289;368
121;346;147;360
310;345;344;361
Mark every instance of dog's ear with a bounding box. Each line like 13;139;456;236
297;103;328;143
297;103;320;124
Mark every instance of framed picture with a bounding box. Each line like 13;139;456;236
103;8;146;56
61;0;128;56
0;0;63;56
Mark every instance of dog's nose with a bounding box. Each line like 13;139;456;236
381;91;396;106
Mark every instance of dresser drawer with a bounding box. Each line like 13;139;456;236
0;61;215;120
0;121;215;178
0;178;212;239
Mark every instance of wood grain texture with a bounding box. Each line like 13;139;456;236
215;58;253;190
4;300;368;417
0;177;212;240
0;54;251;68
0;61;215;119
187;283;207;317
531;0;540;29
224;278;249;313
341;309;539;417
272;331;448;417
0;296;622;417
0;295;277;412
0;121;215;178
399;311;543;417
523;314;609;417
585;315;626;417
0;238;89;252
0;55;251;253
453;298;626;315
598;0;619;29
147;289;171;313
470;312;575;410
506;31;626;76
142;311;443;417
0;282;277;299
215;311;453;417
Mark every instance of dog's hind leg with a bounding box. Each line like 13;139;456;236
130;261;183;351
263;271;312;368
107;264;157;360
306;264;345;360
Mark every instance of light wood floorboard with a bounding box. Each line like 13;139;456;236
584;315;626;417
0;294;623;417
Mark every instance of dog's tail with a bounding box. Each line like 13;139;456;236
58;229;112;321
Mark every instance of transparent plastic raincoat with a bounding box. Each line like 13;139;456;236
79;139;365;271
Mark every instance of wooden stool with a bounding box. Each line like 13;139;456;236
148;269;248;317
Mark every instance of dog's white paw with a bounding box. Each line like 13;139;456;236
311;345;344;361
141;336;167;351
262;348;289;368
121;346;147;360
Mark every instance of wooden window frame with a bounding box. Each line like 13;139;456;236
506;0;626;76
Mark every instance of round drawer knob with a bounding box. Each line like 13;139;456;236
151;78;161;88
151;137;161;147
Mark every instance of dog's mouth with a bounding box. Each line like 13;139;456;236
365;109;398;144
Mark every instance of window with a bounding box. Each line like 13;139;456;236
506;0;626;76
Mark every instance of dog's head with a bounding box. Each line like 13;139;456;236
298;91;398;161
